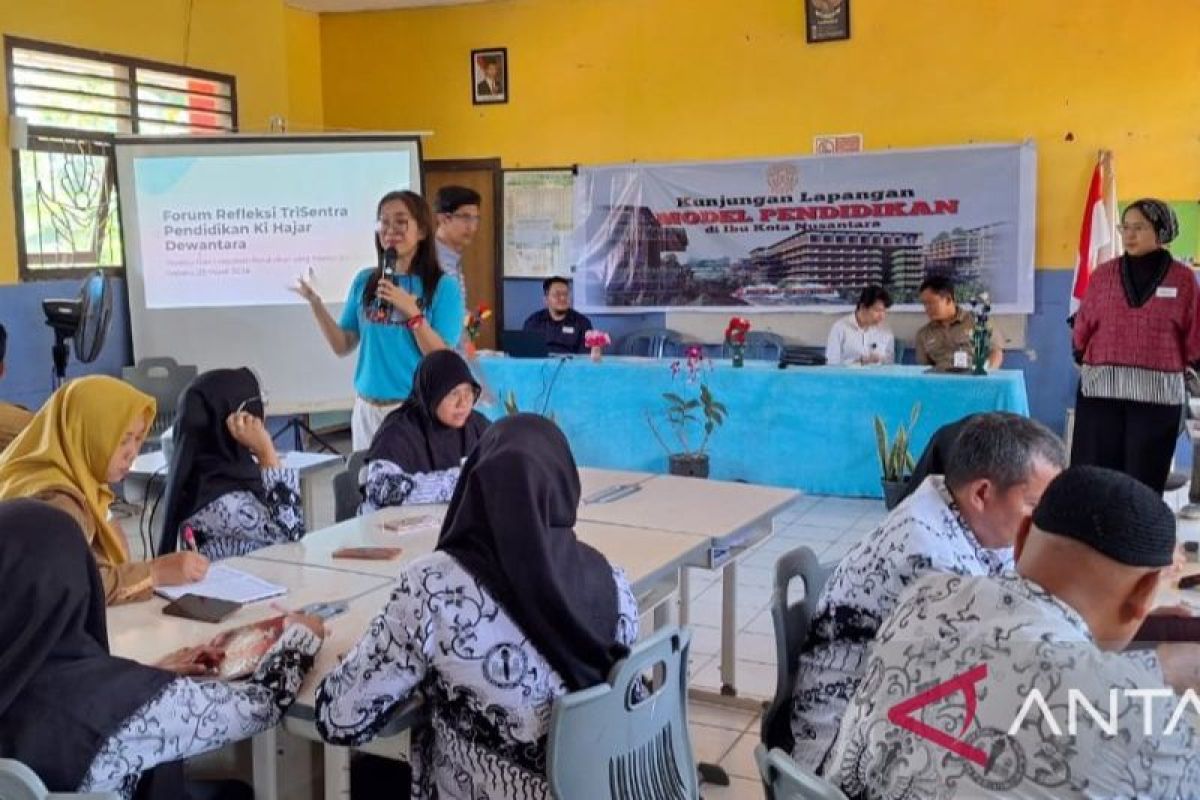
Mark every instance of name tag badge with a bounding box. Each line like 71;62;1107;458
953;351;969;369
1157;286;1178;299
562;326;576;334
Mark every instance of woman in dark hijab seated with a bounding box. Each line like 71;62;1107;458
159;368;304;560
316;414;640;798
0;499;324;800
361;349;490;513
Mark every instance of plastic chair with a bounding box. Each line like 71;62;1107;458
547;627;698;800
122;357;198;449
617;328;686;359
333;450;368;523
754;746;849;800
723;331;786;362
0;759;119;799
760;546;834;754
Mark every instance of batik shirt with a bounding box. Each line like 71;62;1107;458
315;552;639;799
791;476;1013;772
826;572;1200;799
79;625;320;798
183;467;304;560
360;459;461;514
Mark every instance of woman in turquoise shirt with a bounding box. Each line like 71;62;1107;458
294;190;464;449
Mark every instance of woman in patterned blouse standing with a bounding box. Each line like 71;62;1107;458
158;368;305;560
1071;199;1200;492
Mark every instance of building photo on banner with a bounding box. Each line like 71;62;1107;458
570;142;1038;315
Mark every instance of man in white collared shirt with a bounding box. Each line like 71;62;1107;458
825;286;895;365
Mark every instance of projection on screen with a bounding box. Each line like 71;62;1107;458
129;147;413;309
115;135;422;414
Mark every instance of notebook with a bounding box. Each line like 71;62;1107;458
155;565;287;604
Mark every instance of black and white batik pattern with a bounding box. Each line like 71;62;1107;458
790;476;1014;773
79;625;320;799
826;572;1200;799
361;459;462;514
314;552;639;800
185;467;304;560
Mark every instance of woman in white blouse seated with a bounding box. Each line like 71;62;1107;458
825;285;896;365
159;368;304;560
316;414;640;799
0;498;324;800
360;349;490;513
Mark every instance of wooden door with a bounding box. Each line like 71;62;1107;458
424;159;502;350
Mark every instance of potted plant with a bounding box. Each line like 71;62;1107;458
874;402;920;509
584;329;612;363
646;346;727;478
969;293;991;375
725;317;752;368
463;302;493;358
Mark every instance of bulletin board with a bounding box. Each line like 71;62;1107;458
502;168;575;278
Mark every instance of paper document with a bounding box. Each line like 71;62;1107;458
155;565;287;604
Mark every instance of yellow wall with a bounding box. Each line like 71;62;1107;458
0;0;298;283
285;7;324;132
320;0;1200;269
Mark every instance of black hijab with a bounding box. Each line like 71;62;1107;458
367;350;490;473
0;499;178;793
435;414;626;691
159;368;266;555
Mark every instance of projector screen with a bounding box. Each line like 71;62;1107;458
115;134;422;414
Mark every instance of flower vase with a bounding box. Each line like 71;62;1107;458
731;346;745;368
590;346;603;363
465;340;477;359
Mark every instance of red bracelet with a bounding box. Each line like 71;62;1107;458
406;313;427;330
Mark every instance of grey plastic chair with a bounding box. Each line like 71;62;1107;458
547;626;698;800
0;759;119;799
723;331;786;362
617;328;686;359
760;546;834;754
754;746;849;800
332;450;368;523
122;357;198;449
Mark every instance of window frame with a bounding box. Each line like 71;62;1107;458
5;35;238;281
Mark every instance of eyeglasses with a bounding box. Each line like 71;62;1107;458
1118;223;1152;234
450;212;482;225
444;385;480;405
377;218;411;233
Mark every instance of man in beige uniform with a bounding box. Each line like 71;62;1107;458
915;276;1002;370
0;324;34;453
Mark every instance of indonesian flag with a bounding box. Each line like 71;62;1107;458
1070;157;1116;314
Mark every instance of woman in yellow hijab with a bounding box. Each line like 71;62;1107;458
0;375;209;604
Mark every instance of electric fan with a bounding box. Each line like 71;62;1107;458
42;269;113;389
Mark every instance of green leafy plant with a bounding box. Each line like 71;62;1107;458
647;383;727;457
874;402;920;482
502;389;555;422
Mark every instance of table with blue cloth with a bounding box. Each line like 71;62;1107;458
472;356;1030;498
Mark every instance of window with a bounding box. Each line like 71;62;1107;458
5;37;236;278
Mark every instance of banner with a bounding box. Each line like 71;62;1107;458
572;143;1037;314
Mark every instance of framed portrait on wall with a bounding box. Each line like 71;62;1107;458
805;0;850;43
471;48;508;105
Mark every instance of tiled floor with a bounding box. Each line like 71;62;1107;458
118;473;881;800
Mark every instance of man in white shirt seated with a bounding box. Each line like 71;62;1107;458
827;465;1200;799
790;413;1065;772
825;286;895;365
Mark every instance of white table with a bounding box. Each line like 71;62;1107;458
108;556;392;800
576;467;800;695
127;450;344;532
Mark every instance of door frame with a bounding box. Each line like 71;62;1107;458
424;158;504;340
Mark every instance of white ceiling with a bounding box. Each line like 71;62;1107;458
286;0;490;11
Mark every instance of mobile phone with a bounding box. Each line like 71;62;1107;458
1179;574;1200;591
163;594;243;623
299;600;348;621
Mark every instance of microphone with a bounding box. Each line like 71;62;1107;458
370;246;400;322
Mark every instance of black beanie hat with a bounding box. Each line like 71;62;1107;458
1032;465;1175;568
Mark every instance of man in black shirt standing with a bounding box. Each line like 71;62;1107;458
521;277;593;354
